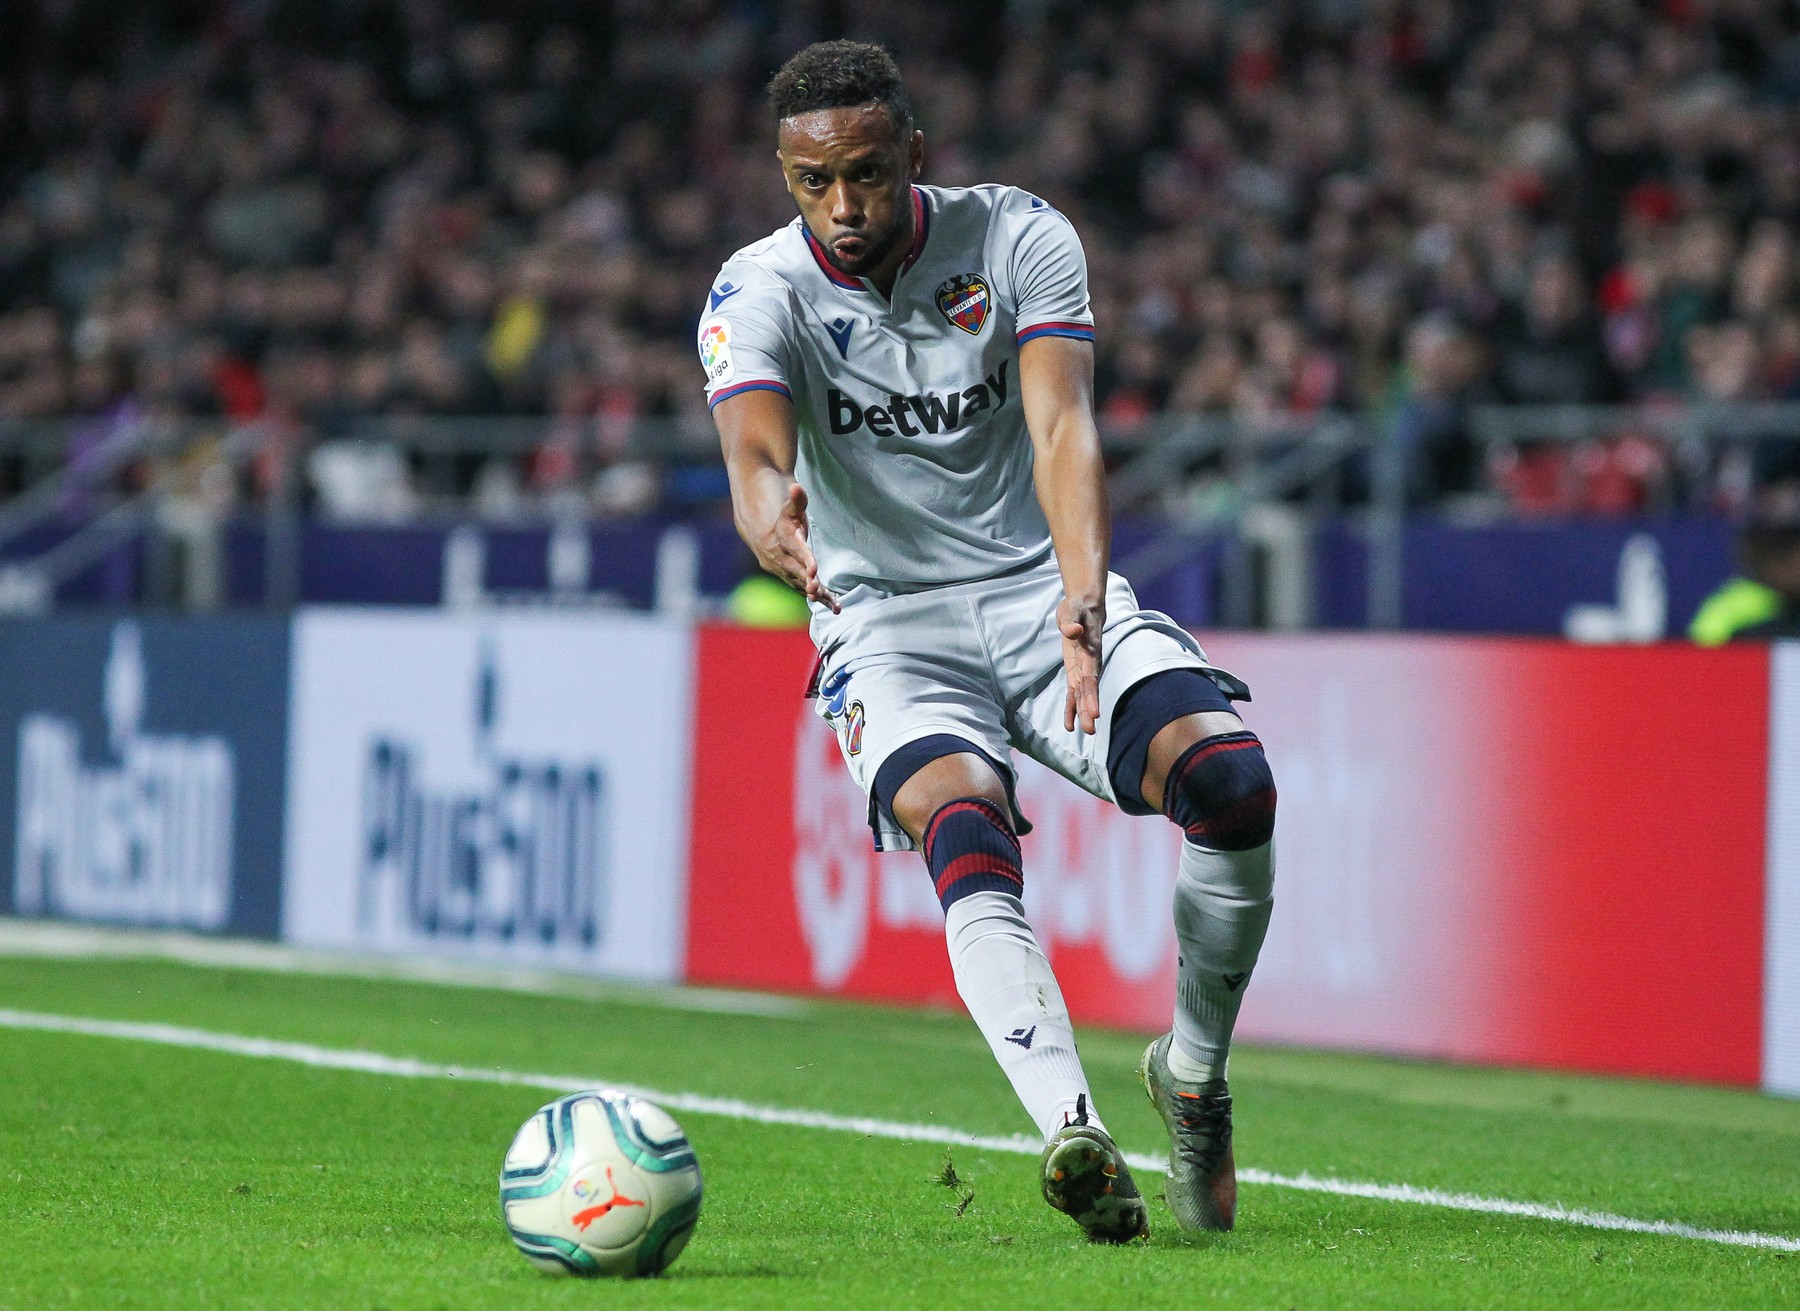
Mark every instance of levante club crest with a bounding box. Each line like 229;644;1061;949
936;273;990;335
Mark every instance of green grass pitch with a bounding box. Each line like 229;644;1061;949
1;949;1796;1310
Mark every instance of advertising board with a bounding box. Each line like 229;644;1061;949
281;609;694;981
0;615;289;935
686;626;1770;1085
1765;642;1800;1096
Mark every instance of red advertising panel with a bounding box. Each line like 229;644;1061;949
1204;636;1768;1085
685;626;960;1007
1482;641;1768;1083
687;626;1769;1086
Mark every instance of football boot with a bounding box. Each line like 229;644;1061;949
1038;1094;1149;1243
1139;1032;1236;1230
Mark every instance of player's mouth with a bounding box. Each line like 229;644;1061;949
830;235;870;263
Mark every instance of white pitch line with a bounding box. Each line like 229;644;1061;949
2;1008;1795;1255
0;918;810;1019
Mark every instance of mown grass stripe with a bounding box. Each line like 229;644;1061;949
2;1006;1793;1255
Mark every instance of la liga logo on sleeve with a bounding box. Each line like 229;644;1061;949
935;274;990;335
699;319;735;385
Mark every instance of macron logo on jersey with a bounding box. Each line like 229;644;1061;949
827;316;855;359
826;362;1009;438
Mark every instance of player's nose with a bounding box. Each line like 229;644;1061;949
827;181;861;227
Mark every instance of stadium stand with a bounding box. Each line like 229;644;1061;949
2;0;1800;613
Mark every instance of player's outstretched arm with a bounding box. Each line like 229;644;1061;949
713;388;839;613
1019;334;1110;734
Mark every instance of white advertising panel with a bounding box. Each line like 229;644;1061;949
1766;642;1800;1096
282;609;694;981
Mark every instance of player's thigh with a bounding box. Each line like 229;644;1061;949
1010;613;1226;809
811;647;1010;852
888;750;1010;847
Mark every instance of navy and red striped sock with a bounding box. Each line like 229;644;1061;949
923;795;1024;910
1162;730;1277;851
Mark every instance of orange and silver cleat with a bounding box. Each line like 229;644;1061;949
1140;1032;1236;1230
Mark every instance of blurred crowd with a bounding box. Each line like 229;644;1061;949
5;0;1800;516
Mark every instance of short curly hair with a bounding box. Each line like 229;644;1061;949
767;40;912;139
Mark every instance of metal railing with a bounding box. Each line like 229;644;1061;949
1104;413;1377;627
2;403;1798;621
0;419;291;613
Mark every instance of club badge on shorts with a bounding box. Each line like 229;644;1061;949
936;274;990;335
817;666;865;755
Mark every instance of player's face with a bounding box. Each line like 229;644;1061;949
778;104;924;280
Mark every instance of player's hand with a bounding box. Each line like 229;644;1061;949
763;483;839;613
1057;594;1104;734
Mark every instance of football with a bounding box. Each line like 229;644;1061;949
498;1090;703;1278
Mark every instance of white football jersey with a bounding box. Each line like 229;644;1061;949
699;184;1095;604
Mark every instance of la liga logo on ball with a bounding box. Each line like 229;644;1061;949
936;273;990;335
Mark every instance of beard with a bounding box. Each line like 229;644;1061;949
820;210;909;276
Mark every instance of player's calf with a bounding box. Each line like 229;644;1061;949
1162;728;1276;1085
923;795;1094;1134
911;788;1115;1207
922;795;1024;908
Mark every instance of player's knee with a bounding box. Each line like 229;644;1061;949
1163;731;1276;851
922;796;1023;912
875;734;1009;846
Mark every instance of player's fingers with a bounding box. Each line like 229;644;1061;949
768;545;802;585
1064;683;1077;733
1059;618;1087;643
1068;629;1100;732
782;483;810;531
776;526;818;577
806;575;841;614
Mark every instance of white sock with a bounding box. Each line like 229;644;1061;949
944;888;1102;1140
1166;1042;1222;1084
1171;838;1274;1084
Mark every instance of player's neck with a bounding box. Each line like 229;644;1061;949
866;202;917;302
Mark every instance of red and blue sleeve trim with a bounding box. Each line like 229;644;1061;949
1016;321;1096;345
708;379;792;408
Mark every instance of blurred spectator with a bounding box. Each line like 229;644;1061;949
727;570;811;629
1390;314;1485;503
1494;254;1617;406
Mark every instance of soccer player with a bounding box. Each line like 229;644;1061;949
702;41;1276;1242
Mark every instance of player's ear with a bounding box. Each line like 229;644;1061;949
908;130;924;180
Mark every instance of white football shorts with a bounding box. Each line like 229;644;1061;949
808;561;1237;852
